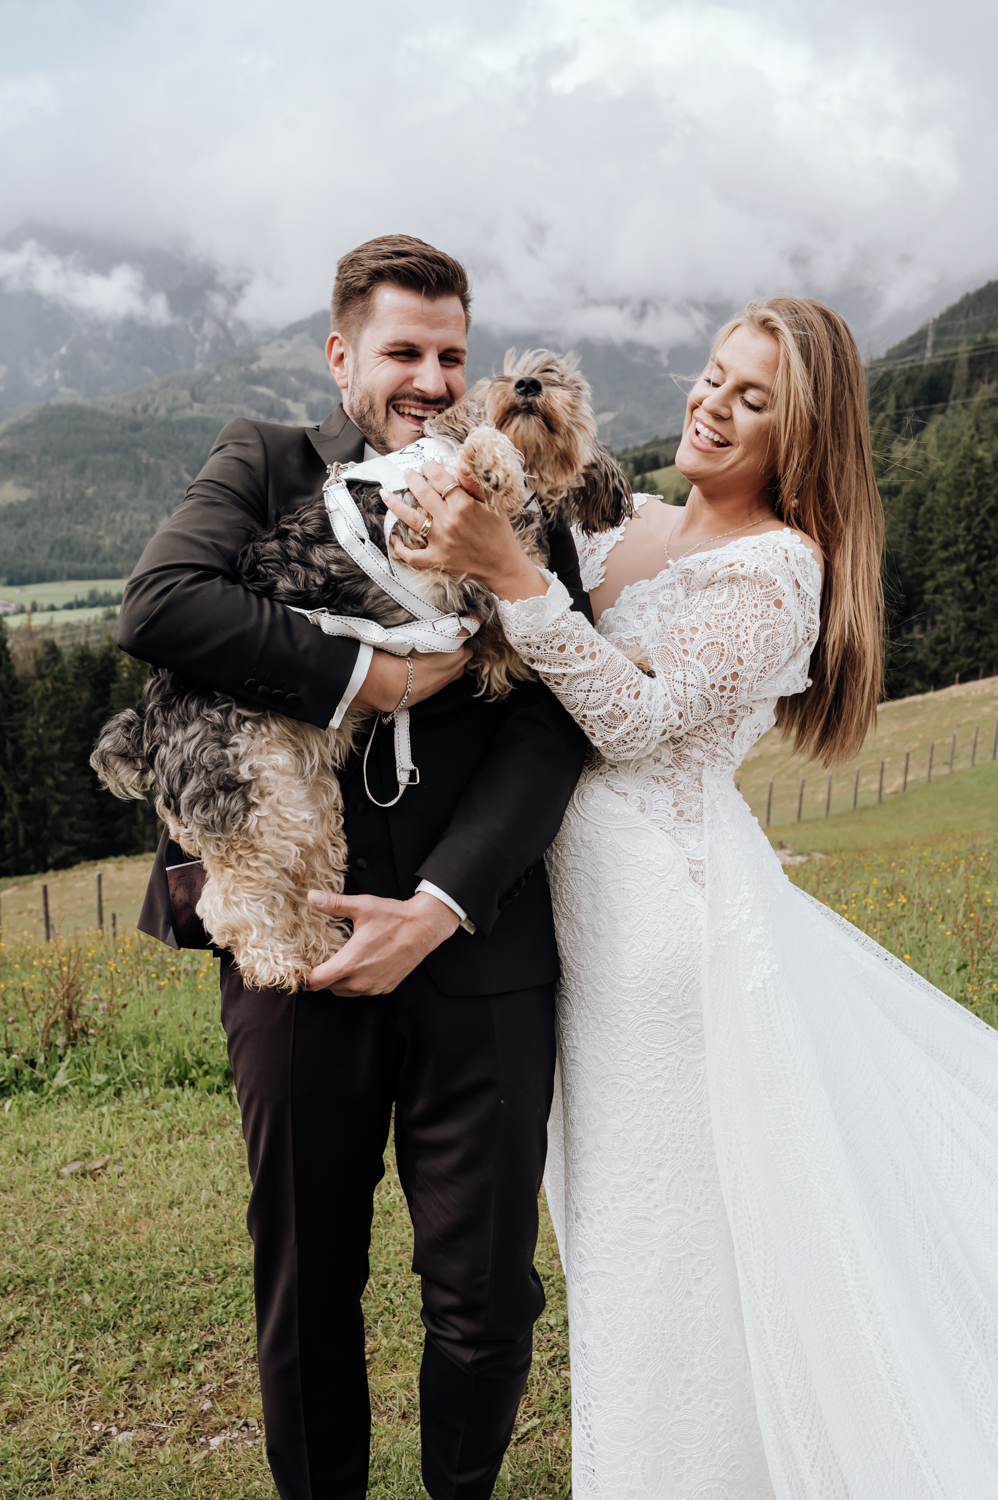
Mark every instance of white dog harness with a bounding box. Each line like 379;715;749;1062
290;439;481;807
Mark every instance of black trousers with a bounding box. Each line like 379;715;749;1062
220;958;556;1500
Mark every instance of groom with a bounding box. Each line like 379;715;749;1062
118;235;591;1500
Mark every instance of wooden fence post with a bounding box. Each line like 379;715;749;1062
992;720;998;761
797;778;805;822
96;872;103;933
111;912;117;941
852;766;860;810
927;742;934;783
42;884;51;942
765;781;773;828
877;760;885;803
971;724;979;768
825;773;833;816
903;750;910;791
949;732;957;773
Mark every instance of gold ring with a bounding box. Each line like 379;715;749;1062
439;481;461;499
418;517;433;539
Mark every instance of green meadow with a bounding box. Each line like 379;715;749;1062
2;761;996;1496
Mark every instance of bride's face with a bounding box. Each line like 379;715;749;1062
675;323;779;495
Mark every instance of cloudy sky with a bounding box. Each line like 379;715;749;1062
1;0;996;349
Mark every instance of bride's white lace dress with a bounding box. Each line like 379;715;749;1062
496;501;998;1499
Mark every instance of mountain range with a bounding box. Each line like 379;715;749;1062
0;225;990;624
0;280;709;585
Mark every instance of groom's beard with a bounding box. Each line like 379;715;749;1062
346;379;450;455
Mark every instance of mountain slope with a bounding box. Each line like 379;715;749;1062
0;311;703;583
867;279;998;438
869;282;998;695
0;231;255;420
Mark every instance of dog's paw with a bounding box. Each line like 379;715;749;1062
622;645;656;676
459;425;527;513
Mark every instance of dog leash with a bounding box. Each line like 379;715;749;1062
290;443;481;807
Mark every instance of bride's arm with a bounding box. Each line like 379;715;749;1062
494;552;816;761
386;462;818;761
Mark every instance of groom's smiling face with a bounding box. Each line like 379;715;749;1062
326;285;468;454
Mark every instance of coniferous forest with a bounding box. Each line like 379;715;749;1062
1;281;997;876
0;628;157;877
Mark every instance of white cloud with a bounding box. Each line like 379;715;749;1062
0;239;171;323
0;0;993;348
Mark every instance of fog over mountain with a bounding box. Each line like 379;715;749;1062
0;229;712;440
2;0;997;369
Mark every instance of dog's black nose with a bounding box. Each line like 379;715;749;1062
514;377;543;398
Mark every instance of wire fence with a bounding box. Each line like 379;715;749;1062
738;718;998;830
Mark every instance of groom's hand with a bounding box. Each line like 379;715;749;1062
305;890;460;994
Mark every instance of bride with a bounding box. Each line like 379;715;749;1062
392;299;998;1498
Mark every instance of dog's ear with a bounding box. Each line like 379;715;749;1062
565;446;634;535
90;708;151;800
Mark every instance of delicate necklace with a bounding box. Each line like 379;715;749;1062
665;511;773;565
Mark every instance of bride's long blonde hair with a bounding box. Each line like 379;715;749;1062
708;297;884;766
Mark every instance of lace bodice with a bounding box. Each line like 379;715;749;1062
498;523;821;887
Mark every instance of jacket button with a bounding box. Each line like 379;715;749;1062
244;679;258;691
257;685;271;697
270;689;285;701
354;857;368;871
287;693;301;706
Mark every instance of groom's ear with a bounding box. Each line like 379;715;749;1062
566;447;634;536
327;331;352;392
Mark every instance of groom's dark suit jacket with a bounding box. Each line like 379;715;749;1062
118;404;591;996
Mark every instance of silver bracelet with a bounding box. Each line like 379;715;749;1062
383;655;414;722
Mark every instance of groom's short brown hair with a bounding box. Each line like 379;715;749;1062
332;235;472;345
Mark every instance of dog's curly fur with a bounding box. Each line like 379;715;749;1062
91;350;632;991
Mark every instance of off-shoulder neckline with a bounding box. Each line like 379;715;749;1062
597;526;822;624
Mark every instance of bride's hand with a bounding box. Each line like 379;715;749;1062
386;461;548;601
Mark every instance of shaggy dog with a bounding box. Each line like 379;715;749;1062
91;349;632;991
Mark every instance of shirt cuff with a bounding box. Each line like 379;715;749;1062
329;642;374;729
416;880;477;935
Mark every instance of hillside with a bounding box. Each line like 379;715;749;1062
737;675;998;831
869;282;998;696
2;272;997;699
0;313;702;584
867;278;998;439
0;314;336;582
0;232;259;422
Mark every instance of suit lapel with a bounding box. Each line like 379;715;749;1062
307;405;366;468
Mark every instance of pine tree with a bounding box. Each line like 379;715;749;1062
881;392;998;695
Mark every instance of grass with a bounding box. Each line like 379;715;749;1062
1;856;156;942
1;579;127;634
639;467;691;504
0;929;570;1497
4;607;122;633
4;796;996;1495
0;581;128;611
740;674;998;828
785;833;998;1023
767;756;998;854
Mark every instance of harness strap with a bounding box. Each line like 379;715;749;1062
288;606;476;656
292;442;480;803
361;707;418;809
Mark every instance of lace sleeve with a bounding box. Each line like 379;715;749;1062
497;537;820;762
572;494;650;591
